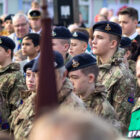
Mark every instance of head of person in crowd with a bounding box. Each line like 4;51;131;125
21;33;40;61
69;31;89;57
118;7;138;37
31;1;40;10
32;51;67;93
68;23;79;33
110;16;119;24
0;36;15;67
66;53;98;99
99;7;109;19
98;14;108;22
4;14;14;35
120;37;132;61
29;106;125;140
52;26;72;60
92;21;122;64
23;60;36;92
12;12;30;39
28;9;42;33
136;56;140;86
14;49;27;63
0;132;14;140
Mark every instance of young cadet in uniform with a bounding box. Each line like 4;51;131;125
66;53;121;131
92;21;136;133
69;31;89;57
128;56;140;139
28;9;42;34
118;7;140;61
9;51;84;140
52;26;72;64
0;36;26;131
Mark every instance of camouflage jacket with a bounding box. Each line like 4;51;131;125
0;63;26;131
97;48;136;131
83;83;121;131
9;78;84;140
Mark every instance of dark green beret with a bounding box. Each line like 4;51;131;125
23;59;35;73
71;31;89;43
66;53;96;72
92;21;122;37
0;36;15;50
120;37;131;48
52;26;72;39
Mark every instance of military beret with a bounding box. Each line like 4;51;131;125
32;51;64;72
23;59;35;73
28;9;41;19
71;31;89;43
120;37;131;48
66;53;96;72
92;21;122;37
4;14;14;22
52;26;72;39
0;36;15;50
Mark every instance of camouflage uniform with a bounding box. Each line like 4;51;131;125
97;48;136;131
0;63;26;131
9;78;84;140
83;83;121;131
128;59;136;76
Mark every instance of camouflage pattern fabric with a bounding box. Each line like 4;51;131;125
97;48;136;132
9;78;84;140
64;53;72;64
0;63;26;131
128;59;136;76
83;83;121;131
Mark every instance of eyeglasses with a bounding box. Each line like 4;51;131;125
14;22;27;28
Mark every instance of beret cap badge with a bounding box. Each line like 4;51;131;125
52;31;56;37
0;38;2;44
105;24;111;31
73;32;78;37
72;59;80;68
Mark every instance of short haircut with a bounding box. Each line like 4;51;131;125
23;33;40;47
81;65;99;82
118;7;138;21
3;47;13;59
109;34;121;47
12;12;29;24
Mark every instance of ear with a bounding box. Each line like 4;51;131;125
110;40;117;49
134;19;138;27
88;73;95;83
82;43;88;52
62;70;67;82
6;49;12;57
125;50;131;59
35;45;40;52
64;43;70;52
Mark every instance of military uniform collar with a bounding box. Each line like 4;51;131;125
0;62;21;73
58;78;73;103
82;83;106;102
97;48;124;69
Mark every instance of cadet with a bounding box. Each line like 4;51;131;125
118;7;140;61
92;21;136;133
120;37;136;75
52;26;72;64
28;9;42;34
66;53;121;130
128;56;140;139
69;31;89;57
0;36;26;131
9;51;84;140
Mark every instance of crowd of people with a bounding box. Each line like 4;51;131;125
0;1;140;140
